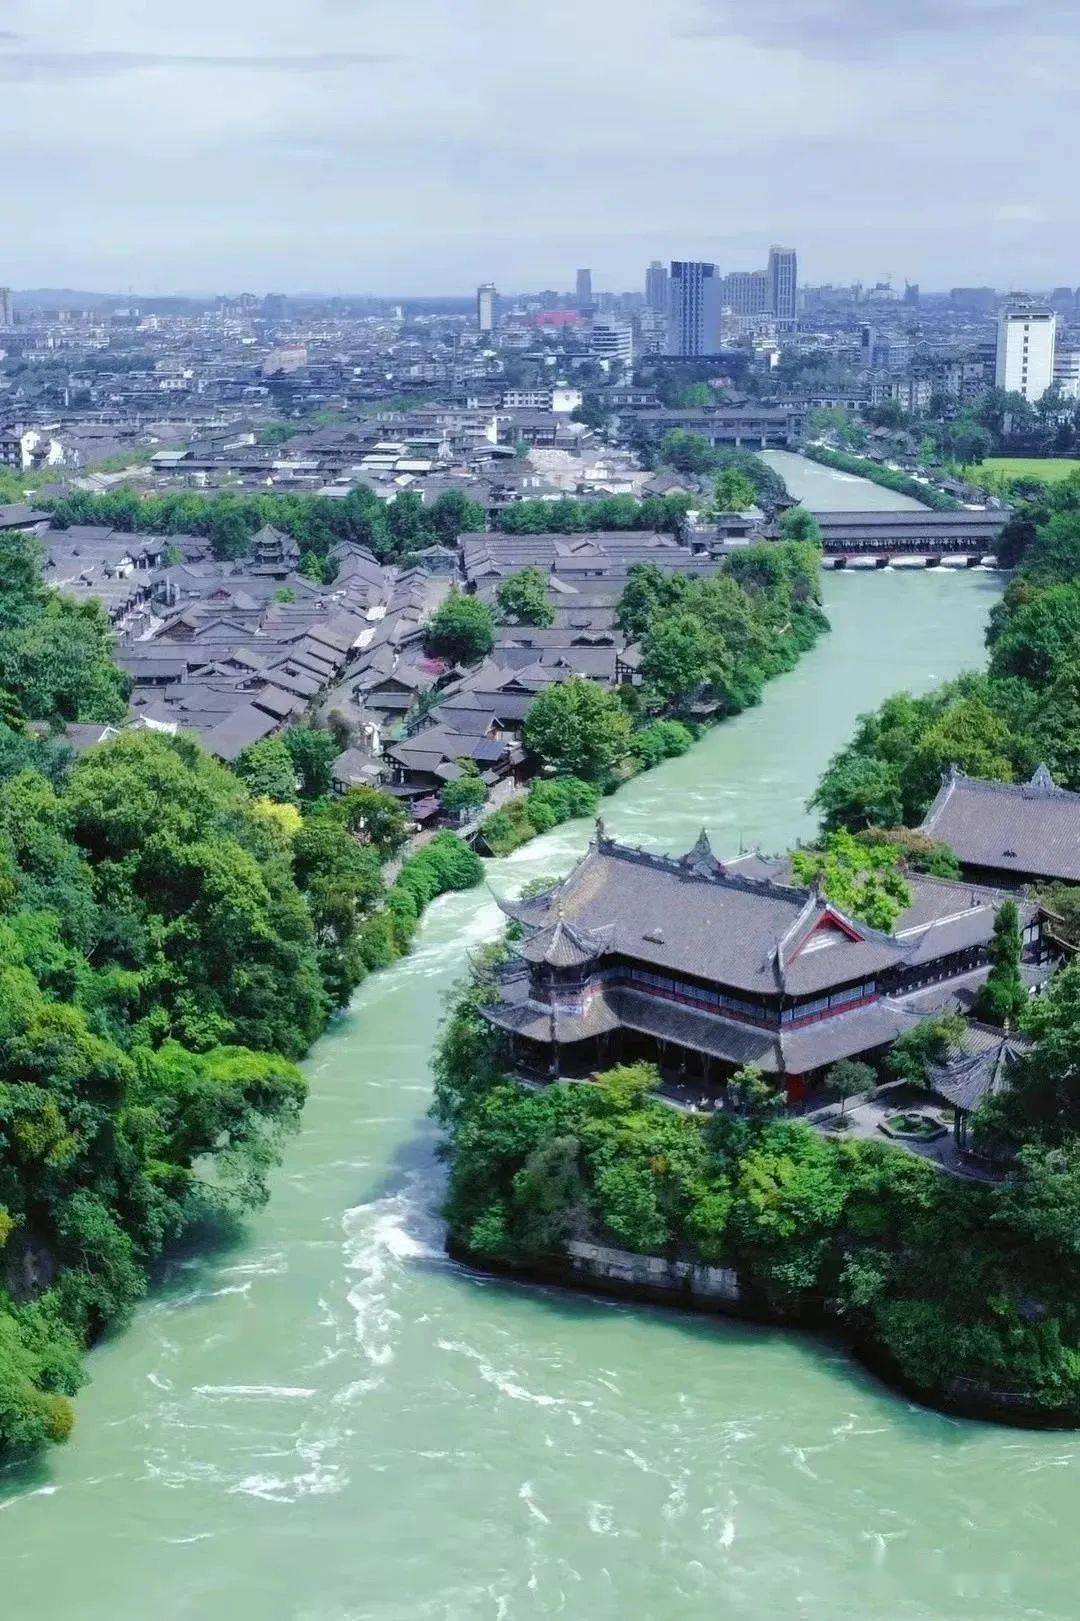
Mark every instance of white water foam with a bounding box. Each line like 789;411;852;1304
0;1486;58;1513
519;1481;550;1525
435;1337;589;1411
342;1175;445;1373
192;1384;316;1401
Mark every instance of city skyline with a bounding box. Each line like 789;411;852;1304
0;0;1076;293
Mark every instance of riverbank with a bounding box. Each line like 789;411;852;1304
803;445;961;510
446;1238;1079;1430
10;569;1052;1621
435;952;1080;1433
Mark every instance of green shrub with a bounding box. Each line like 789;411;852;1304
629;720;694;769
525;775;601;832
477;798;536;855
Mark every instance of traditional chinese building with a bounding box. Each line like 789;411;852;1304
484;826;1046;1100
924;1025;1031;1161
920;764;1080;889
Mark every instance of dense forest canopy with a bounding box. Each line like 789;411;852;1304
0;541;481;1452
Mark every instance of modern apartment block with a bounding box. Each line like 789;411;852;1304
476;283;497;335
995;299;1056;402
719;269;769;318
645;260;669;313
591;315;634;368
666;261;722;356
1054;346;1080;400
768;245;798;323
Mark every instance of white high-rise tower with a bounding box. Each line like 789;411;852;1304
995;299;1056;402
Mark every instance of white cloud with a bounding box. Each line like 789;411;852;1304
994;204;1046;224
0;0;1075;291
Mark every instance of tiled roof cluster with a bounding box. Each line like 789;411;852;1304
921;765;1080;883
486;829;1045;1077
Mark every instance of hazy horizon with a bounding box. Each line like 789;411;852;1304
2;0;1076;293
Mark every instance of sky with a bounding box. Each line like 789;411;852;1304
1;0;1076;295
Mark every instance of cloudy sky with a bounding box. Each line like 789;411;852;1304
1;0;1075;294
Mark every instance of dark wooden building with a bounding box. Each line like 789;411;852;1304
484;827;1045;1100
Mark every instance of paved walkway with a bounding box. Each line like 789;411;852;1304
803;1082;1003;1181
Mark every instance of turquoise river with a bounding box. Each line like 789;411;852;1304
3;455;1076;1621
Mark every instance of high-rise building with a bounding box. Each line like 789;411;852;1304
860;324;911;372
575;268;593;305
995;299;1056;403
767;246;798;323
1053;347;1080;401
591;315;633;368
667;261;721;356
634;308;668;355
951;287;997;314
0;288;13;328
645;260;669;313
719;270;769;317
476;282;497;335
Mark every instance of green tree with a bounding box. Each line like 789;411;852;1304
810;754;905;833
440;766;488;817
524;775;601;832
807;406;867;449
234;737;298;803
657;430;719;474
888;1013;966;1085
826;1059;875;1118
426;589;496;663
778;507;823;545
282;727;339;800
428;490;486;546
713;468;757;511
989;583;1080;686
616;562;688;639
640;611;725;709
496;567;554;627
791;830;911;931
571;396;610;432
335;786;408;854
974;899;1028;1028
522;677;633;779
0;597;130;725
728;1121;847;1297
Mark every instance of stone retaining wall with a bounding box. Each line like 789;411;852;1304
566;1240;741;1302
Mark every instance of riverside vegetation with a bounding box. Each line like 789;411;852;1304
0;530;481;1454
478;533;828;854
22;484;695;578
803;444;961;510
435;478;1080;1420
0;460;803;1450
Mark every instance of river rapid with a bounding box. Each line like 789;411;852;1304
4;463;1077;1621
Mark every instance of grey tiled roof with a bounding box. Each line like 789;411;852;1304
925;1026;1032;1114
920;765;1080;882
501;839;808;995
519;918;612;969
498;835;1031;1000
483;978;998;1077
